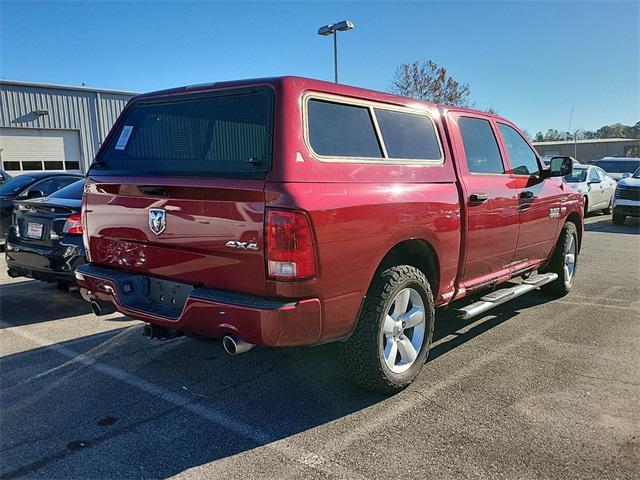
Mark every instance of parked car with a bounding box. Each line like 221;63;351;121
594;157;640;181
612;166;640;225
543;156;580;167
75;76;583;392
0;172;83;245
563;164;616;215
6;179;86;289
0;170;12;184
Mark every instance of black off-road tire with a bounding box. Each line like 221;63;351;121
612;213;626;225
343;265;435;394
540;222;578;297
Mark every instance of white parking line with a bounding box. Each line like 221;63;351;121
1;323;365;479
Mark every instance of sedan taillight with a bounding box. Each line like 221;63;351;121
63;213;83;235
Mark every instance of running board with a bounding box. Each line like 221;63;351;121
455;273;558;320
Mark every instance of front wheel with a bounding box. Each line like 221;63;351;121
540;222;578;297
343;265;435;393
612;213;626;225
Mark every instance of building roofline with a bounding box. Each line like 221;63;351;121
0;78;137;96
534;138;639;146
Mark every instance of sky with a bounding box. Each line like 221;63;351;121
1;0;638;134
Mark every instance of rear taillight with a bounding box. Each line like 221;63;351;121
63;213;83;235
266;209;316;279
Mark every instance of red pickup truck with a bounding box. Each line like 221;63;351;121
76;76;582;392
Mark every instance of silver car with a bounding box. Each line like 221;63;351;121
564;165;617;215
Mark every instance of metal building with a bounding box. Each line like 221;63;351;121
0;80;136;174
533;138;640;164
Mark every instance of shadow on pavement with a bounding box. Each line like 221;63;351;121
430;285;556;361
0;280;93;328
1;279;560;479
585;216;640;234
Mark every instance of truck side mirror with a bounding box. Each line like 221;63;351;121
545;156;573;178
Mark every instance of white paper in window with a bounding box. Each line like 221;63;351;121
114;126;134;150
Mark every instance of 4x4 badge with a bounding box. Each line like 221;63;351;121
226;240;259;250
148;208;166;235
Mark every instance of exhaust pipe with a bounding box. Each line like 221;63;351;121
222;335;254;355
90;300;115;316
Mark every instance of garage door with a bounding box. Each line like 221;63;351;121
0;128;82;174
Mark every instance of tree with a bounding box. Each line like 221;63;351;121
534;122;639;142
390;60;471;106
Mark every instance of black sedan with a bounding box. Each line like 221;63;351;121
0;172;83;245
6;179;86;289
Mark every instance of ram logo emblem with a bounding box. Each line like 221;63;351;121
148;208;166;235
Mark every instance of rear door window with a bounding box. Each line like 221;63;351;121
374;109;441;160
307;100;383;158
49;179;84;199
458;117;504;174
96;87;274;178
498;123;540;176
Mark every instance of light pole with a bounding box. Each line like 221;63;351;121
317;20;354;83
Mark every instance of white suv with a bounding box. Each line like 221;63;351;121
612;167;640;225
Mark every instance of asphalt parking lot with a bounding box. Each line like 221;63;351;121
1;214;639;479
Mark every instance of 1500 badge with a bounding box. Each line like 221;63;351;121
549;206;568;219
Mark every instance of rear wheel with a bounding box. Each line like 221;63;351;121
583;197;589;216
540;222;578;297
603;196;612;215
612;213;626;225
343;265;435;393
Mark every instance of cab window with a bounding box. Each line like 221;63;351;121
498;123;540;176
458;117;504;174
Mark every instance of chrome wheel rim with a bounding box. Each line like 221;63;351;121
381;288;426;374
564;235;576;287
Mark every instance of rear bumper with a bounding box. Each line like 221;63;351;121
6;234;85;282
75;263;323;347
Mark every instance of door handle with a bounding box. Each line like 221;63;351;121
469;193;489;205
138;185;169;197
520;191;534;199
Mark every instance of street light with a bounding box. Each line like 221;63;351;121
317;20;354;83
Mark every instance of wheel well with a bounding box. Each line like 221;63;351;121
565;212;582;252
374;239;439;296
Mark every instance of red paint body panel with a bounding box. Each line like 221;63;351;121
80;76;583;347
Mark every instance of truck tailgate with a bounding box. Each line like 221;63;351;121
84;177;267;296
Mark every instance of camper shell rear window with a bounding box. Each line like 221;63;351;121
93;87;274;178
